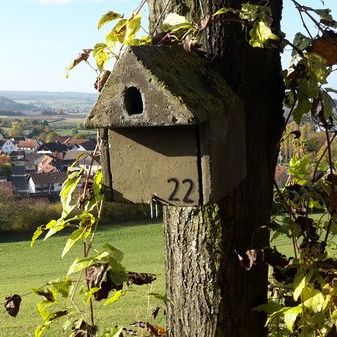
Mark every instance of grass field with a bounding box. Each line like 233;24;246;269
0;221;165;337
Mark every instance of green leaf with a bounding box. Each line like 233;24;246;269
48;278;72;298
288;154;311;184
253;302;284;314
292;32;312;56
62;225;90;258
106;326;124;337
148;292;170;304
60;169;83;217
44;219;66;240
293;269;311;301
83;287;100;303
109;19;128;43
102;243;124;263
293;96;312;124
93;168;104;201
302;287;325;312
34;323;50;337
284;305;303;332
325;87;337;94
67;257;93;276
249;21;279;48
108;258;128;285
306;53;329;83
124;15;142;45
104;289;123;305
31;225;45;247
213;8;233;16
239;3;260;21
322;90;334;119
98;11;123;29
37;301;53;321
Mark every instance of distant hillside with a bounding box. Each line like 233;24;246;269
0;96;37;113
0;91;97;113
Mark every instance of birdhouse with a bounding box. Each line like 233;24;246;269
85;46;246;206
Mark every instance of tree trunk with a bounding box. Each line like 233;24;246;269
147;1;284;336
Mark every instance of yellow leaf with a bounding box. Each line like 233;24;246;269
124;14;141;45
98;11;123;29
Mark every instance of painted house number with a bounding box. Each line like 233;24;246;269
167;177;195;204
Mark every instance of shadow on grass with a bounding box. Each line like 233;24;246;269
0;217;163;244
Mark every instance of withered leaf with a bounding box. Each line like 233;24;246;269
94;70;111;92
131;322;166;337
68;49;92;70
86;264;123;301
123;327;137;336
235;249;266;271
182;35;201;53
290;130;301;139
35;289;55;302
128;272;156;286
152;306;160;319
48;310;68;321
198;13;212;32
4;294;22;317
72;319;97;337
152;32;174;45
308;33;337;66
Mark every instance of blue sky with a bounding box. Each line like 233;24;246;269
0;0;337;93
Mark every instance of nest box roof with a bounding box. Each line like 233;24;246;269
85;45;241;128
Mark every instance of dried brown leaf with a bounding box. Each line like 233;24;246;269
94;70;111;92
4;294;22;317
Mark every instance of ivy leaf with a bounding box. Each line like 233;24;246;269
249;21;279;48
97;11;123;29
104;289;123;305
284;305;303;332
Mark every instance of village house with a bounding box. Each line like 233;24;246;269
0;139;17;154
16;138;41;153
28;171;67;195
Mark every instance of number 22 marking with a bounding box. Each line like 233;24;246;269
167;178;194;204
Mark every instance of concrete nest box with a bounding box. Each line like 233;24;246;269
86;45;246;206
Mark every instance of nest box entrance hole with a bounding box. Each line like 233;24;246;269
124;86;143;116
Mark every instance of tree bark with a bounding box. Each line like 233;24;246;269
147;1;284;336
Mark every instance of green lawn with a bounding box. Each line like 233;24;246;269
0;221;165;337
